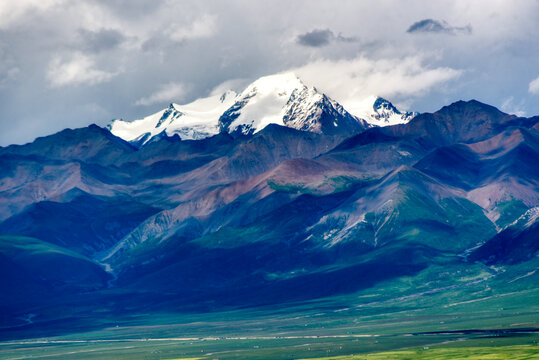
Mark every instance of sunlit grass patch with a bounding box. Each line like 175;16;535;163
299;344;539;360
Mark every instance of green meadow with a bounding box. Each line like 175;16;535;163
1;255;537;359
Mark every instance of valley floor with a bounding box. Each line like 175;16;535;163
0;331;537;359
1;256;537;359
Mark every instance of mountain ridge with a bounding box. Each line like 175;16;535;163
108;72;414;146
0;98;537;339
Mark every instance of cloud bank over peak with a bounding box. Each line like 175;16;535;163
294;56;462;114
135;82;188;106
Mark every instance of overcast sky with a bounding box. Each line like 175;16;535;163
1;0;539;146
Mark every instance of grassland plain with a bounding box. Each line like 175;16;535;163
0;333;537;359
1;255;537;359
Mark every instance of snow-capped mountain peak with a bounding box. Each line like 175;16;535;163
244;72;305;97
108;73;416;147
218;72;368;136
350;95;417;126
108;90;237;146
218;72;308;134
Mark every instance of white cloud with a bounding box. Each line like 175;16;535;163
293;56;462;114
210;78;250;96
166;14;217;42
529;76;539;95
0;63;20;88
0;0;64;29
1;67;20;85
47;53;117;87
135;82;188;106
501;96;526;117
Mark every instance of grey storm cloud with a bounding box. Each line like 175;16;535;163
407;19;472;35
296;29;357;47
77;28;128;53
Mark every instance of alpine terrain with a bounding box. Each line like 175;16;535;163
0;73;537;358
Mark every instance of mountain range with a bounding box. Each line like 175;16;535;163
0;73;537;339
108;73;415;146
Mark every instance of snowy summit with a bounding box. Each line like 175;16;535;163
108;73;417;146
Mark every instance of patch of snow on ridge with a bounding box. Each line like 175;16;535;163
507;206;539;229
